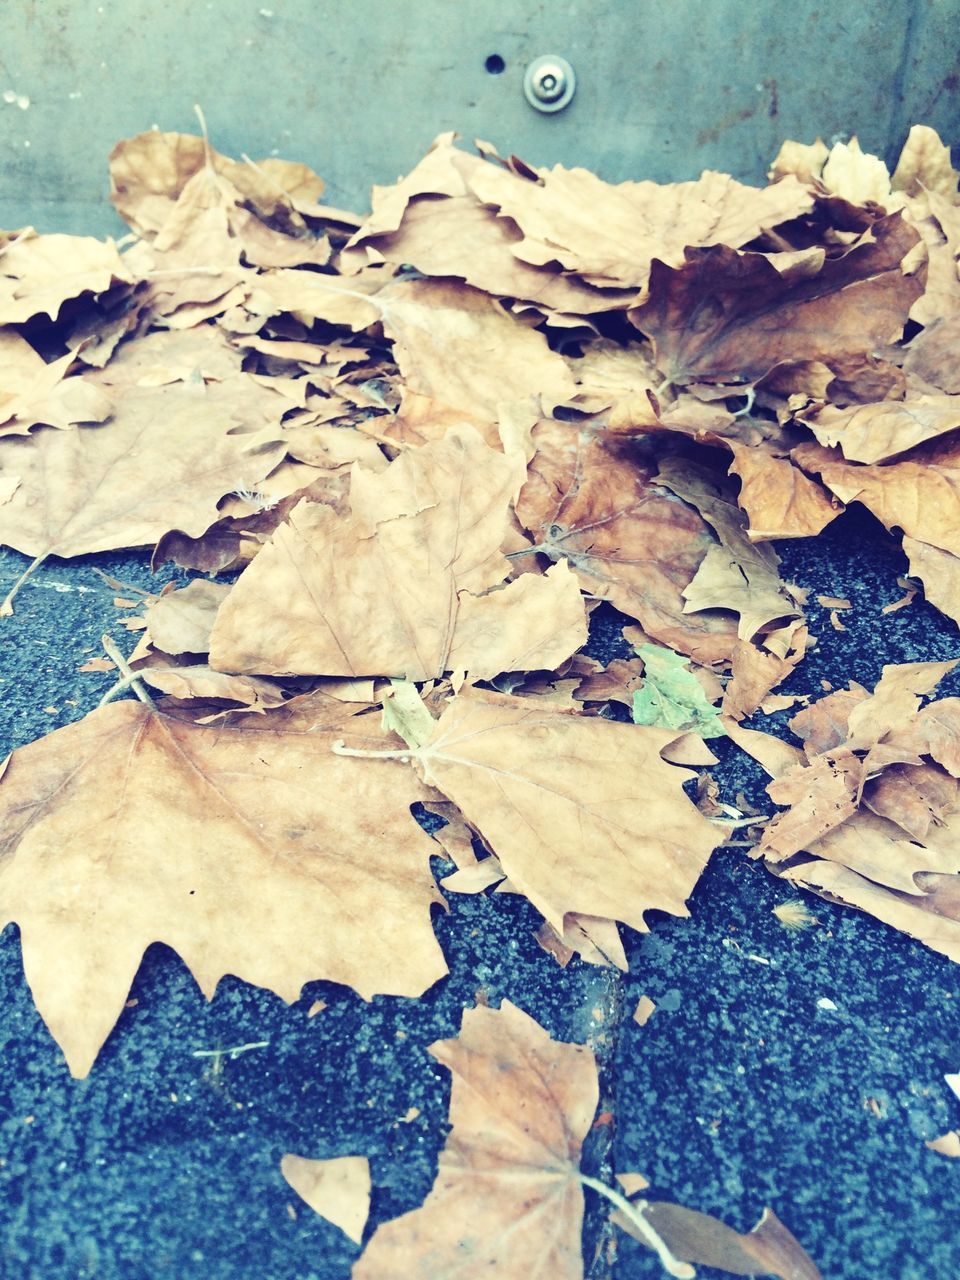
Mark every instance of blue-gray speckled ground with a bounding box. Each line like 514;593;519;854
1;503;958;1280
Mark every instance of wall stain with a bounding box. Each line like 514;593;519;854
697;102;757;147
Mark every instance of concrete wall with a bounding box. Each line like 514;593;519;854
1;0;957;237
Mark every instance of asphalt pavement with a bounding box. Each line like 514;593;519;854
0;502;958;1280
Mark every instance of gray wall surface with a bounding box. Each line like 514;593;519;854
0;0;958;237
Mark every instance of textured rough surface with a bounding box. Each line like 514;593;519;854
1;503;959;1279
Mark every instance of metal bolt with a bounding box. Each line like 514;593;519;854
523;54;576;113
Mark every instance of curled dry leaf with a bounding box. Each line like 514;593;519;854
0;696;446;1076
514;421;738;664
726;441;842;541
615;1202;822;1280
210;426;588;681
631;215;922;388
0;231;136;325
800;395;960;465
353;1001;598;1279
0;332;113;437
731;664;960;964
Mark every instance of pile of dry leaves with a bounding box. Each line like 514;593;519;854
1;118;959;1277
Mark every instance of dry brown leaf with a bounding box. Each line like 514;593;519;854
0;382;286;581
0;696;446;1076
376;277;576;437
903;537;960;626
793;440;960;560
210;426;587;681
361;685;719;936
142;580;231;655
801;395;960;464
656;457;803;643
631;215;922;388
0;333;113;437
902;316;960;394
353;1001;597;1279
464;157;814;292
891;125;960;198
280;1153;370;1243
726;441;842;540
615;1202;822;1280
0;231;136;325
514;422;738;664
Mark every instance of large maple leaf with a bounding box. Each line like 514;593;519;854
353;1000;598;1279
209;425;587;681
0;695;446;1077
631;214;921;388
340;685;720;937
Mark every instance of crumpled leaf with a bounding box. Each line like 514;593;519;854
631;215;922;388
0;695;447;1077
209;425;587;681
354;685;720;936
0;230;136;325
800;395;960;465
631;643;725;737
732;664;960;964
514;422;738;664
0;333;113;437
656;457;803;643
793;438;960;560
353;1000;597;1279
0;381;286;564
726;441;842;540
281;1153;371;1243
615;1202;822;1280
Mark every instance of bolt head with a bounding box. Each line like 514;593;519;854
532;62;566;101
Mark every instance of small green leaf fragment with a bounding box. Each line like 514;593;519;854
631;643;725;738
381;680;436;750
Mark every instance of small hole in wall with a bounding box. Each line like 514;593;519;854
484;53;506;74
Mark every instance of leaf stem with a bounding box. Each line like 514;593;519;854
578;1174;695;1279
330;739;413;762
0;551;49;617
99;635;157;710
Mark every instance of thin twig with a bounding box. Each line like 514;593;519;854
0;551;49;617
100;635;157;710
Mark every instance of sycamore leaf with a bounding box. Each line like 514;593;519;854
0;383;286;603
615;1202;822;1280
732;666;960;964
352;1001;598;1279
0;231;136;325
0;696;446;1076
902;315;960;394
0;333;113;437
142;580;231;655
800;395;960;465
630;215;921;388
209;426;588;681
381;681;436;750
374;277;577;438
463;156;814;292
514;421;739;664
793;440;960;559
281;1154;371;1244
349;685;720;936
903;537;960;627
631;643;725;737
656;457;802;642
726;442;842;540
